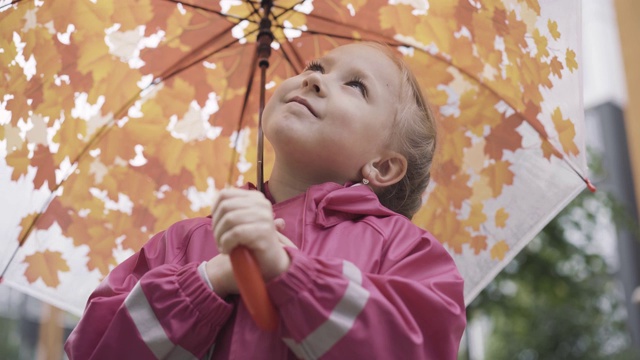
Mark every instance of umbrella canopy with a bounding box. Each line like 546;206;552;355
0;0;590;316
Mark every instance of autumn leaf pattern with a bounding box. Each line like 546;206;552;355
0;0;585;307
24;250;70;288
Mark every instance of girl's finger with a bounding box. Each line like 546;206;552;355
214;207;276;248
274;218;286;232
212;190;270;222
276;233;297;249
217;222;274;254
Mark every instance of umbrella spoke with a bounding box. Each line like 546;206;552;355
271;1;307;19
165;0;259;24
156;21;239;81
272;36;304;74
8;28;264;248
273;24;402;47
157;25;260;84
268;16;304;73
295;10;403;45
0;0;22;13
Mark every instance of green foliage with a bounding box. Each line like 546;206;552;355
465;189;640;360
0;316;20;359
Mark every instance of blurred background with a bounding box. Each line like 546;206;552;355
1;0;639;359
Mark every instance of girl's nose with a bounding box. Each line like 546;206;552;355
302;73;326;97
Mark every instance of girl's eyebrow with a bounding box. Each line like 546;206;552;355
322;55;373;81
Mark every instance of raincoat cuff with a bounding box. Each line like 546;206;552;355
176;263;233;321
266;247;316;307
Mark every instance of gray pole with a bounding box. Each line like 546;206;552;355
588;102;640;349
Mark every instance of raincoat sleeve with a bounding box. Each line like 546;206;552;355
266;227;466;360
64;218;234;360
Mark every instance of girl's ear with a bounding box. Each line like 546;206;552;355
363;151;407;188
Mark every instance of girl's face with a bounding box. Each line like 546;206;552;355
263;43;402;184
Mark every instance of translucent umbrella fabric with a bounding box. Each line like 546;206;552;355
0;0;588;315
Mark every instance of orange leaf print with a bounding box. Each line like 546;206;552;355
37;199;74;233
5;145;30;182
490;240;509;261
19;212;40;246
484;114;523;161
495;208;509;228
533;29;549;59
31;145;57;191
446;173;474;209
464;203;487;231
458;91;502;136
541;138;558;160
523;0;541;15
66;216;117;274
551;108;579;156
566;49;578;72
379;4;420;36
341;0;367;13
481;160;514;197
23;250;70;287
431;210;471;254
550;56;564;78
470;235;488;255
3;124;24;155
548;20;561;40
492;8;509;37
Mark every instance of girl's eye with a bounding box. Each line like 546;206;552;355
304;61;325;73
347;78;367;97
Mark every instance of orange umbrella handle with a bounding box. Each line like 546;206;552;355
229;246;278;331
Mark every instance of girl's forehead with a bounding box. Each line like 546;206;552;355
324;44;402;90
324;43;386;62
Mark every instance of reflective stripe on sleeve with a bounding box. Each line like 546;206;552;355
282;260;370;360
124;281;198;360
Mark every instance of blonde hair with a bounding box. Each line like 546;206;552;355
364;42;438;219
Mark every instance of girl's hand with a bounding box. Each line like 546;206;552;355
210;188;292;285
204;254;236;298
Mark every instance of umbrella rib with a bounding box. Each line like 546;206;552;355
291;10;405;45
165;0;258;24
8;28;263;255
268;13;305;73
0;0;22;15
274;25;402;47
271;1;307;19
275;23;592;186
157;21;239;81
0;0;21;10
158;26;261;83
272;37;304;74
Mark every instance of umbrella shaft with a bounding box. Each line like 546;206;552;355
256;0;273;194
257;63;266;194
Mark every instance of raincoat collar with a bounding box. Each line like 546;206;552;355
247;181;399;228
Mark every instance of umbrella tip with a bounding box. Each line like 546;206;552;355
585;178;597;193
0;276;3;284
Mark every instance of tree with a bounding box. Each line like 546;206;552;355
464;189;639;359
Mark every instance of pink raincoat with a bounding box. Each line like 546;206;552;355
65;182;466;359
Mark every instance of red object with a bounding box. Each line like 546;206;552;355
586;178;597;193
230;246;278;331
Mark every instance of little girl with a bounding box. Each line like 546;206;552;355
65;42;466;359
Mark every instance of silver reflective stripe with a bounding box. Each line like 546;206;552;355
197;261;214;291
125;281;198;359
283;260;370;360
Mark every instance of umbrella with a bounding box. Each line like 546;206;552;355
0;0;592;318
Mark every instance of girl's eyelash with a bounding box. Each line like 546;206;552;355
304;60;324;73
348;77;368;98
303;61;367;98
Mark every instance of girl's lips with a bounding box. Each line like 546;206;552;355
287;96;317;117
